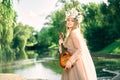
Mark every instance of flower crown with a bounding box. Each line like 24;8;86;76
65;8;83;23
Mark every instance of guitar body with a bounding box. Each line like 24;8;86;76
60;50;72;68
59;32;72;68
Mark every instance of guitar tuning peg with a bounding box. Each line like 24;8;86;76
59;32;64;39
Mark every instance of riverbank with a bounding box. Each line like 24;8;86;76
0;73;113;80
0;73;27;80
0;56;119;80
0;73;47;80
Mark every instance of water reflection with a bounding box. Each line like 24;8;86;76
14;62;61;80
0;56;120;80
94;57;120;77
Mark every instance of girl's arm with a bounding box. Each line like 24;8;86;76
68;29;83;65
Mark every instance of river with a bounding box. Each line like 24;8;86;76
0;57;61;80
14;62;61;80
1;56;120;80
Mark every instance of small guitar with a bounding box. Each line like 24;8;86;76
59;32;72;68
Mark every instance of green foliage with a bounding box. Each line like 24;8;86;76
48;9;66;44
83;0;120;52
98;39;120;54
0;0;15;62
35;27;52;56
27;33;37;44
13;23;33;60
26;51;37;59
85;27;106;51
37;27;52;47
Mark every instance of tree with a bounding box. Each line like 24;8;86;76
82;0;120;52
13;23;32;60
83;3;107;51
0;0;16;62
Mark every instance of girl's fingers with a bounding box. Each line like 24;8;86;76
64;61;72;70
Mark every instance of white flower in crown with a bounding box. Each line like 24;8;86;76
66;8;78;18
65;8;83;23
77;13;83;23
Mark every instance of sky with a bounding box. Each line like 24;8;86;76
13;0;107;31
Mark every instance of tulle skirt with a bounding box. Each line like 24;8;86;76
61;50;97;80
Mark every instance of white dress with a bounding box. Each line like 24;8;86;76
61;28;97;80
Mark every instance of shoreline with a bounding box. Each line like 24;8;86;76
0;73;47;80
0;73;27;80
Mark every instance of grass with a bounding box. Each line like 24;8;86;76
98;39;120;54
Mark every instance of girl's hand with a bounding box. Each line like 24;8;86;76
59;38;64;45
65;60;72;70
59;32;64;45
59;38;64;53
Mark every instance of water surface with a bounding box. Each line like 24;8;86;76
14;62;61;80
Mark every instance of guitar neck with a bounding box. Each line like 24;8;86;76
61;43;67;53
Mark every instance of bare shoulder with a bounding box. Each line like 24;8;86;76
71;28;80;37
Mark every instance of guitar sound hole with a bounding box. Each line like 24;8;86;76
63;53;67;56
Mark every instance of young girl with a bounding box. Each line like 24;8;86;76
59;8;97;80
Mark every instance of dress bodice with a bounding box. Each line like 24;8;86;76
64;31;76;54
